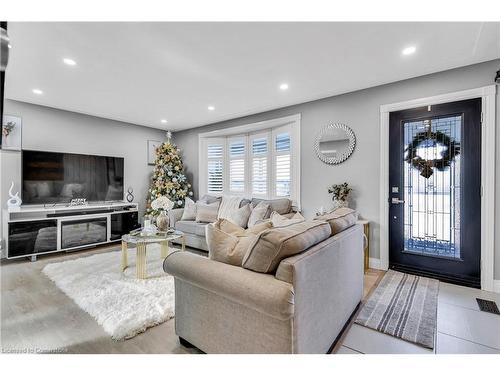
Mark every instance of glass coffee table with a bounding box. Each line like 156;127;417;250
121;228;185;279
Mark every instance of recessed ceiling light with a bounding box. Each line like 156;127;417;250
208;106;215;111
161;119;168;124
402;46;416;56
63;58;77;66
32;88;43;95
279;83;289;91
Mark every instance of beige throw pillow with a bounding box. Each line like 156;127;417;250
314;207;358;235
247;202;270;228
270;211;305;228
195;201;220;223
242;220;332;273
180;197;197;221
206;219;272;266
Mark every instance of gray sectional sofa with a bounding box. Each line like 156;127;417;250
164;223;364;353
168;196;295;251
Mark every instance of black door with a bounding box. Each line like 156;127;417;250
389;98;481;288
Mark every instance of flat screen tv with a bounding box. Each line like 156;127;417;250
22;150;124;205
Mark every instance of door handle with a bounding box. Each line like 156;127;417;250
391;198;405;204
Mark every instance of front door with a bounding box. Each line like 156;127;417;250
389;98;481;288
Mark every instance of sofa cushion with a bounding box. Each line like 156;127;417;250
251;198;292;217
314;207;358;235
175;220;208;237
242;220;332;273
181;197;197;221
200;194;222;204
247;201;270;228
195;201;220;223
270;211;305;228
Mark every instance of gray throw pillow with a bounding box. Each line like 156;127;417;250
181;197;196;221
247;201;270;228
227;203;252;228
195;201;220;223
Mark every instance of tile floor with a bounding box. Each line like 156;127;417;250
336;278;500;354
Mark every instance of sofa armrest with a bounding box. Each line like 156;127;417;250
274;224;364;352
168;208;184;227
164;251;294;320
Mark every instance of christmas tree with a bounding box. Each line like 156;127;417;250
146;132;193;216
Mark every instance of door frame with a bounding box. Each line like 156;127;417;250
379;85;496;291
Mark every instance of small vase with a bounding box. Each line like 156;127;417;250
332;199;348;212
156;211;170;232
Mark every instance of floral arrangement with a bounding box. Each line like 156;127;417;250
328;182;352;202
146;138;194;216
151;195;174;212
2;121;16;137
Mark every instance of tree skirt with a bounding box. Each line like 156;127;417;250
42;244;174;340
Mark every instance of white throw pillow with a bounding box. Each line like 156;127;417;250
227;203;252;228
181;197;196;221
247;201;270;228
270;211;305;228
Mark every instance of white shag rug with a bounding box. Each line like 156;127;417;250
42;244;175;340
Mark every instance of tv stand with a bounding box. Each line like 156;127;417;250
3;201;140;260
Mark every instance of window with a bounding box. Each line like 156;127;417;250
229;137;246;193
199;114;300;208
206;141;224;194
274;131;291;197
250;134;268;196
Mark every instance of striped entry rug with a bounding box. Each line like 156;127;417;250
355;270;439;349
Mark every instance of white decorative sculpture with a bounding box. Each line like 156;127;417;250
7;181;22;210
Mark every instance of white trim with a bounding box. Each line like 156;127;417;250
369;257;383;270
198;114;301;209
494;280;500;294
379;85;496;292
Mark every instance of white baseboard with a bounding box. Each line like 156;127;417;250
494;280;500;294
369;257;383;270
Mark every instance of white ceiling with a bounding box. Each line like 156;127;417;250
5;22;500;131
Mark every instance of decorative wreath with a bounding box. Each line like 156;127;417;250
405;130;460;179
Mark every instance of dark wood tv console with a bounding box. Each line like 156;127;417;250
3;202;140;261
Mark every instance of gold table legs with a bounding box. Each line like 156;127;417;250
121;241;128;271
121;235;186;280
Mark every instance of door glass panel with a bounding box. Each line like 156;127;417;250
403;115;461;259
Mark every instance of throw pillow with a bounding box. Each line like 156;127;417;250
181;197;197;221
218;195;243;220
242;220;332;273
270;211;305;228
206;219;271;266
247;202;270;228
195;201;220;223
227;203;252;228
314;207;358;235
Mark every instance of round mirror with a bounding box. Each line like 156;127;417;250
314;123;356;164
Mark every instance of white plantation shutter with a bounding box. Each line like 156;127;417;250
207;141;224;194
229;137;246;193
274;131;291;197
200;115;299;207
251;135;268;196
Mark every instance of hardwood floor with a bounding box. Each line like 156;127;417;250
0;245;201;354
0;245;382;354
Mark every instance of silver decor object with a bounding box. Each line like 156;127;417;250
314;123;356;164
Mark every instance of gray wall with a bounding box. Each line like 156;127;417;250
173;59;500;278
0;100;165;255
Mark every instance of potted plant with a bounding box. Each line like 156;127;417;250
151;195;175;231
327;182;352;211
